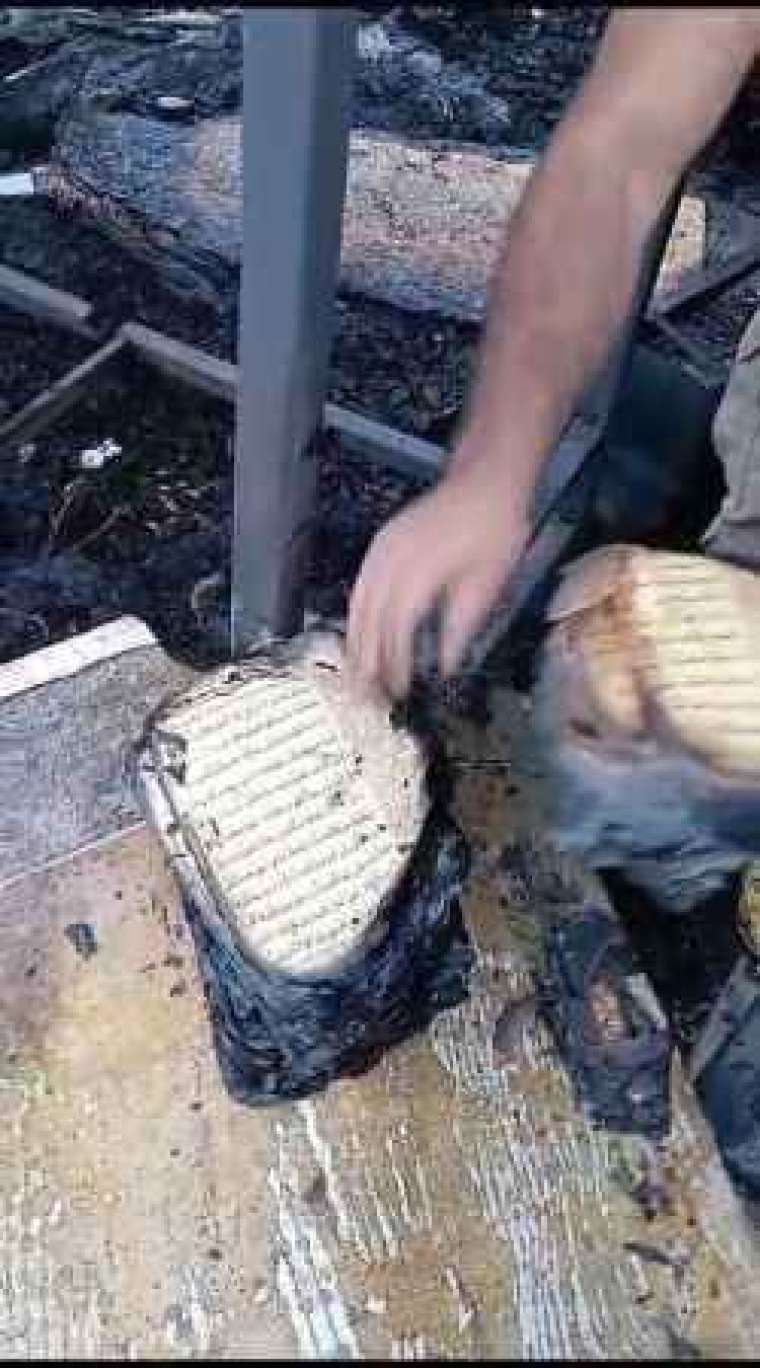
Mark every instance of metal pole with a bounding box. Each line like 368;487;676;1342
232;9;356;654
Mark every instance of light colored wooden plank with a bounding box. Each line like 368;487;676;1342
0;614;155;705
3;681;760;1357
0;630;196;884
0;827;296;1360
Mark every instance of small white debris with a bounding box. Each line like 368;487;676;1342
79;438;121;470
156;95;193;114
0;171;35;197
17;442;36;464
408;47;442;79
366;1295;386;1316
356;21;393;62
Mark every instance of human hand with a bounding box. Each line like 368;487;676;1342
346;465;530;699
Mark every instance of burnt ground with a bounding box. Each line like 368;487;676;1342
2;5;760;1082
3;7;760;671
3;4;760;672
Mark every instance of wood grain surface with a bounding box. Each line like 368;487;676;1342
2;685;759;1357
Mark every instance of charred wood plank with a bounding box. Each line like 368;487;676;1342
122;322;235;403
323;401;444;481
0;262;93;335
0;326;127;451
121;319;446;480
115;320;446;482
649;240;760;320
36;104;709;325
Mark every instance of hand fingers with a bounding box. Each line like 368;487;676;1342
346;532;394;688
379;585;432;700
346;562;372;674
348;517;431;699
439;571;500;679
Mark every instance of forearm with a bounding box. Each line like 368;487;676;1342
450;121;663;522
347;9;760;698
448;8;760;528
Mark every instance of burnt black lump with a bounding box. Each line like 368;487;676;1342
541;903;673;1140
64;921;98;959
174;705;473;1105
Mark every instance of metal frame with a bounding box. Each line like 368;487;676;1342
231;8;356;653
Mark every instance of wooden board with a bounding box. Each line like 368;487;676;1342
0;328;127;452
2;685;760;1358
121;324;447;484
0;630;196;885
45;112;714;322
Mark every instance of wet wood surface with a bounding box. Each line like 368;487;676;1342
2;684;760;1358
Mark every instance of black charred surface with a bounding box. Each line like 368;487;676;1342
188;803;471;1104
602;871;744;1060
541;902;673;1140
64;920;99;958
151;674;473;1104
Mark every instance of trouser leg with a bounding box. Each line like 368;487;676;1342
702;302;760;569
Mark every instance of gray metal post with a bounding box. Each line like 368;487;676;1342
232;9;355;654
